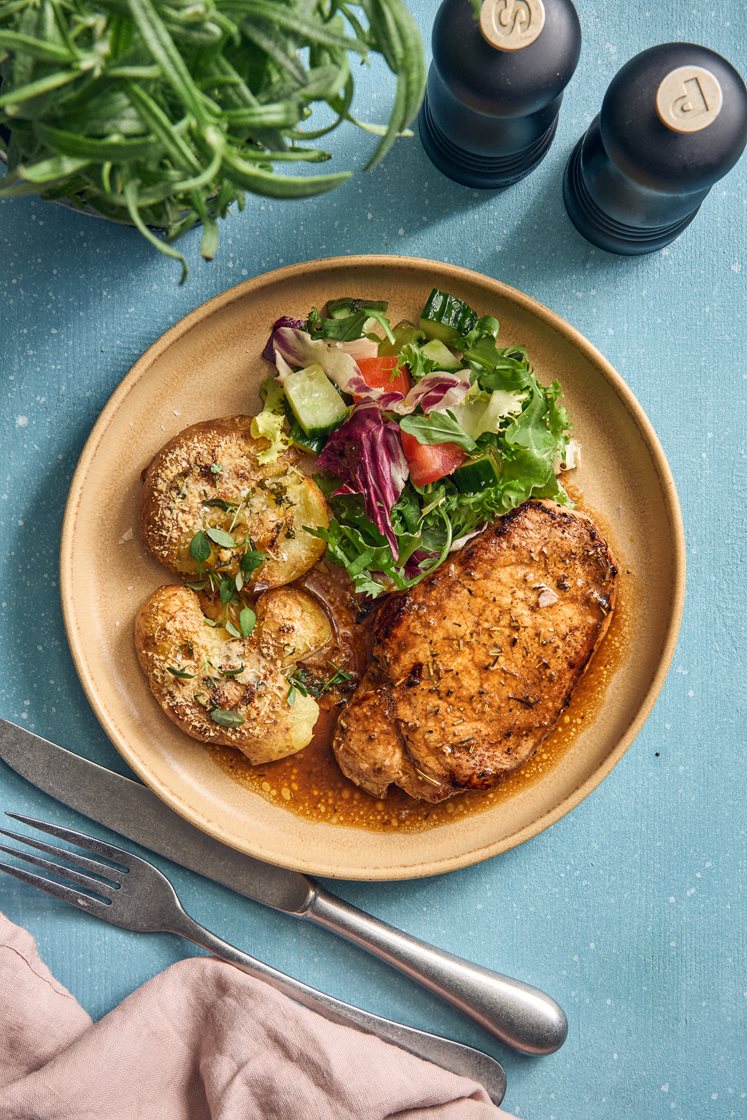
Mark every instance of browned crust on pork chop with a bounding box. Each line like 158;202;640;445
333;500;618;803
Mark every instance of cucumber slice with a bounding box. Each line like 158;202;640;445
285;410;327;454
284;365;348;437
453;454;501;493
419;289;478;343
326;297;389;320
420;339;461;371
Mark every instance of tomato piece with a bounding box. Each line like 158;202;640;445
400;431;465;486
356;356;411;397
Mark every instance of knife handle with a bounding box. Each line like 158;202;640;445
304;885;567;1056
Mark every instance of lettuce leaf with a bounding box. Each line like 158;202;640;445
251;378;291;463
399;409;479;452
250;410;291;464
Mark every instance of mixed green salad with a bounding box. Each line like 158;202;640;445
254;289;580;597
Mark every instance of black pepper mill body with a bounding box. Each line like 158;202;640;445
419;0;581;189
563;43;747;254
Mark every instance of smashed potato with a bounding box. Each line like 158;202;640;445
135;584;332;764
141;416;328;590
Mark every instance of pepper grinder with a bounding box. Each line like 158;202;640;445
419;0;581;189
563;43;747;254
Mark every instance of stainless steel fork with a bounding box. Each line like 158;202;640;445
0;813;507;1106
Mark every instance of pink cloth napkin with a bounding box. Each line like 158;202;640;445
0;913;516;1120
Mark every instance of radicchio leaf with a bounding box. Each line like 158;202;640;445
337;336;379;361
272;326;373;395
262;317;306;362
404;547;437;579
316;402;409;559
391;371;472;415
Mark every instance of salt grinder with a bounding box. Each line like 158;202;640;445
563;43;747;254
419;0;581;189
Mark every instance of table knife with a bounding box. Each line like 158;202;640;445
0;718;567;1055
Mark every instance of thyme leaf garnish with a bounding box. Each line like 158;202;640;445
206;526;236;548
239;606;256;638
210;709;245;729
189;530;211;565
240;549;265;577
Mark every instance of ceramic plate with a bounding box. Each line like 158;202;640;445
61;256;684;879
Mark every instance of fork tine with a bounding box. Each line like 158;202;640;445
5;813;132;868
0;827;127;882
0;843;119;898
0;860;109;913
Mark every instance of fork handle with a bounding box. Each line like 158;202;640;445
171;911;506;1107
304;885;568;1056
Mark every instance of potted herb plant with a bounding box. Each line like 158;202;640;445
0;0;424;279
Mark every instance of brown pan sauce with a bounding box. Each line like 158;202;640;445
213;493;630;832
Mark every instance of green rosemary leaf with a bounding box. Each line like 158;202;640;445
0;30;73;62
167;666;195;679
126;0;209;125
0;66;82;108
123;178;189;283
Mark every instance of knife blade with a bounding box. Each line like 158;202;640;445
0;718;568;1055
0;719;312;912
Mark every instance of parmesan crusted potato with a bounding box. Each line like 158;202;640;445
141;416;328;590
135;584;332;764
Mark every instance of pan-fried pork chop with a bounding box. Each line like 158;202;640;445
334;501;617;803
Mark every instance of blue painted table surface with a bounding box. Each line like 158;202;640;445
1;2;745;1117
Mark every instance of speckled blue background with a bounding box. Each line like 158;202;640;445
1;2;745;1117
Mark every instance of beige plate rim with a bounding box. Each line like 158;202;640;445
60;255;686;879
